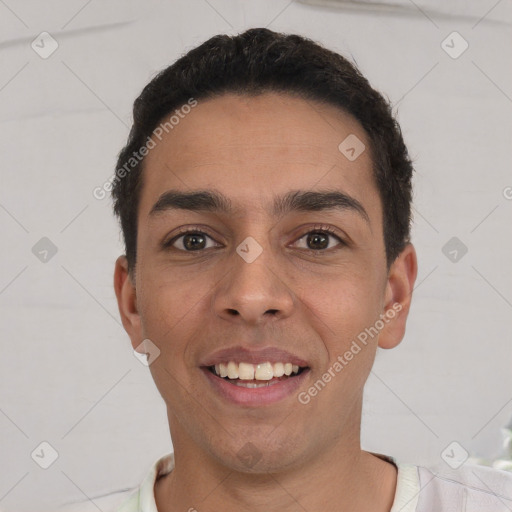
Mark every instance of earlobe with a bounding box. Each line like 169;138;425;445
378;243;418;350
113;255;142;348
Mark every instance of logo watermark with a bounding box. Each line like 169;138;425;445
297;302;402;405
93;97;198;200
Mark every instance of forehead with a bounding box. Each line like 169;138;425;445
138;92;380;224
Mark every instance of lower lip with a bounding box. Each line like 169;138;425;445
201;367;310;406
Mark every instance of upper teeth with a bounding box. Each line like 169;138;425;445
214;361;301;380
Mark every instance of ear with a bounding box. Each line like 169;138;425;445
378;243;418;350
114;255;143;351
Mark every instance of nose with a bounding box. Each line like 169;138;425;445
212;239;294;325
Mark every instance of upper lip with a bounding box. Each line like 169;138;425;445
200;346;310;367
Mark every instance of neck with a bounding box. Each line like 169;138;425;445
155;422;397;512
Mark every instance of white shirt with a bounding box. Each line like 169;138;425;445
59;451;512;511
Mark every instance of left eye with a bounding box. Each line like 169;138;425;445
293;230;344;251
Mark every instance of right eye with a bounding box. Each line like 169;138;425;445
165;230;220;252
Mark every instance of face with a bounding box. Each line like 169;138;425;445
114;92;417;473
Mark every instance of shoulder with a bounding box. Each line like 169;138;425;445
56;453;174;512
415;462;512;510
55;488;137;512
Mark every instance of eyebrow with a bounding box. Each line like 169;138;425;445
149;189;370;224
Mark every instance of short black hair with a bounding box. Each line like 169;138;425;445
111;28;414;277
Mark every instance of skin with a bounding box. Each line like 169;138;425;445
114;92;418;512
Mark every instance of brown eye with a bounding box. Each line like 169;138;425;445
294;229;344;252
167;231;218;251
307;232;330;250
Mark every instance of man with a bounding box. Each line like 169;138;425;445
110;28;512;511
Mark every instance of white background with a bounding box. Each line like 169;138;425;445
0;0;511;510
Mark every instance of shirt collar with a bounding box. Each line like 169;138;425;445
134;451;419;512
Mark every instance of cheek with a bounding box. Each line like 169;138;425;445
303;277;381;401
139;259;208;317
137;270;194;348
297;265;383;340
137;265;216;371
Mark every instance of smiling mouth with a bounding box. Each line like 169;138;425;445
205;365;309;388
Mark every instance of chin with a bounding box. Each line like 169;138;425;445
212;435;306;474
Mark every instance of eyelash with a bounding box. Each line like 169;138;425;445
164;224;346;253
